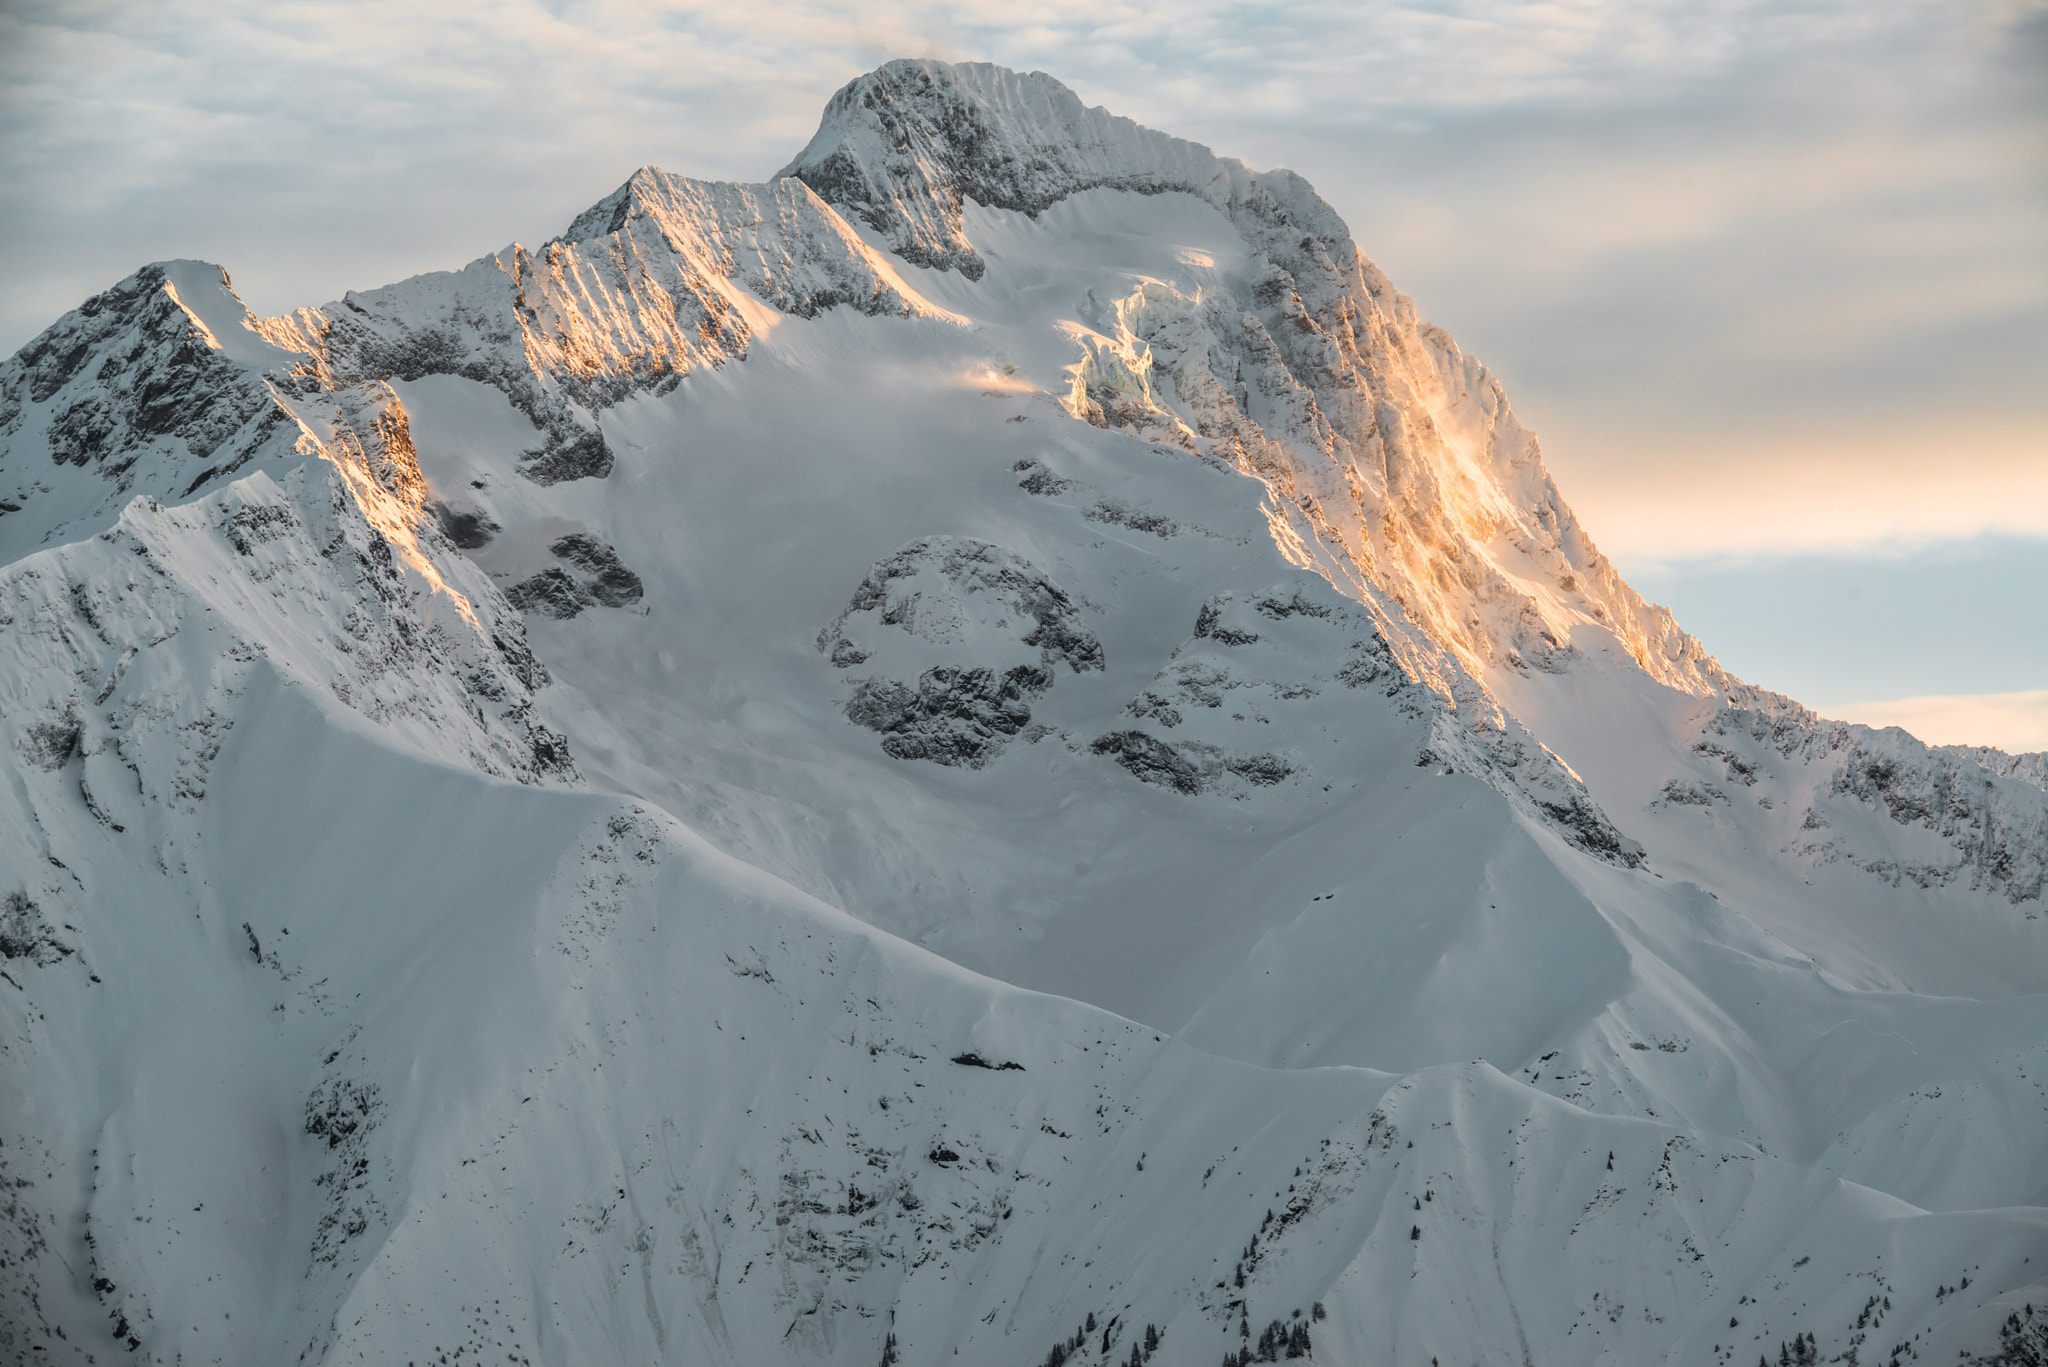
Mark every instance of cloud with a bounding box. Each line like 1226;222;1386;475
1825;690;2048;755
1553;422;2048;562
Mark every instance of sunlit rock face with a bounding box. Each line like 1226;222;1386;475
782;59;1717;694
253;172;947;487
2;57;2046;1367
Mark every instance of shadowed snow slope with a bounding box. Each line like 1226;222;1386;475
1;57;2044;1367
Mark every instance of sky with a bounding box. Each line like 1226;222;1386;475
3;0;2045;748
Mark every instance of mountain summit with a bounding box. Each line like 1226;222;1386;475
2;58;2044;1367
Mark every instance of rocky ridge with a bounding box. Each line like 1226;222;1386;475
258;169;949;485
1699;688;2048;908
783;60;1720;694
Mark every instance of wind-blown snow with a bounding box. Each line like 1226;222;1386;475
1;56;2043;1367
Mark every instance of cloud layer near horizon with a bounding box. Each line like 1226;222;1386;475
1828;691;2048;755
3;0;2044;740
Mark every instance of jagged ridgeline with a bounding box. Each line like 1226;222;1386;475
2;57;2045;1367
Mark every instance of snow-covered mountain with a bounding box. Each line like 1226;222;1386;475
2;58;2044;1367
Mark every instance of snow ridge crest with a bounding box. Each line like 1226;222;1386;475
779;59;1243;279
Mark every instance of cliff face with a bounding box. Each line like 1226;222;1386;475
1;57;2044;1367
782;60;1720;694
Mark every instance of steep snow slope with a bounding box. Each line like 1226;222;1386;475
2;57;2045;1367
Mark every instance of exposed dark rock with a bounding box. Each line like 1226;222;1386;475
1653;780;1727;808
1194;600;1258;646
0;893;72;966
1083;500;1178;538
1538;797;1641;865
304;1078;379;1151
847;664;1050;768
503;535;644;617
505;567;590;619
1227;753;1294;786
822;537;1102;767
522;716;578;780
549;533;643;607
46;397;118;467
2;263;288;496
820;536;1103;674
781;60;1219;279
1706;696;2048;904
431;502;500;549
1014;458;1075;496
1336;637;1394;689
521;427;613;485
1124;691;1184;728
18;717;81;771
225;503;299;555
1091;731;1204;795
1090;729;1294;796
1254;592;1331;620
1692;742;1760;786
304;1069;387;1266
488;627;548;693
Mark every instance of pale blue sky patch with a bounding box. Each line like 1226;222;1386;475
1623;535;2048;706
